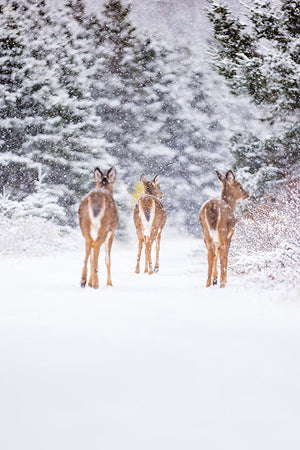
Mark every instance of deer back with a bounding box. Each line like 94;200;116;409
199;170;248;243
79;189;118;241
199;198;236;242
134;194;166;238
79;167;119;241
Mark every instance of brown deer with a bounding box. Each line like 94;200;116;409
133;174;167;275
199;170;248;288
78;167;119;289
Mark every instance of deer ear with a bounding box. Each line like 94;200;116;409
94;167;104;184
140;174;147;183
153;174;159;183
226;170;235;183
216;171;225;182
107;166;116;183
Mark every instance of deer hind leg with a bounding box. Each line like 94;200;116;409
135;235;143;274
144;236;149;273
89;240;102;289
154;231;162;273
218;239;228;288
219;245;226;288
81;238;92;288
105;232;114;286
205;239;217;287
145;239;154;275
212;248;218;286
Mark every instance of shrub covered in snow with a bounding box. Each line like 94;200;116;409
230;180;300;289
0;214;81;257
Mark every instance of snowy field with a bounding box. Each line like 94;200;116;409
0;233;299;450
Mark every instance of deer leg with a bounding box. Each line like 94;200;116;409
224;232;234;285
212;245;218;286
154;232;162;273
81;238;92;287
205;240;216;287
219;243;227;288
105;232;114;286
89;241;101;289
144;237;149;273
135;238;143;274
145;240;154;275
88;245;94;288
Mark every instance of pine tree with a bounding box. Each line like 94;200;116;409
0;1;40;196
207;0;300;191
0;0;108;225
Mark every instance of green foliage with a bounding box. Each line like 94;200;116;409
208;0;299;116
208;0;300;191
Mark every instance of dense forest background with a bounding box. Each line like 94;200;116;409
0;0;298;236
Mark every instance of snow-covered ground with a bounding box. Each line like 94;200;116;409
0;233;299;450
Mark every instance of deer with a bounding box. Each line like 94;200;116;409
199;170;248;288
78;167;119;289
133;174;167;275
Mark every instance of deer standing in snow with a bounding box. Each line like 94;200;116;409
134;174;167;275
199;170;248;288
78;167;119;289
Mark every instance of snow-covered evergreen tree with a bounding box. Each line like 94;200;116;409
0;0;108;225
0;0;257;234
207;0;300;192
0;1;40;196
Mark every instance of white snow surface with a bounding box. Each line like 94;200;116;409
0;233;299;450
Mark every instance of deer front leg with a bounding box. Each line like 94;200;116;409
223;233;233;286
105;232;114;286
135;238;143;274
81;238;92;287
154;232;162;273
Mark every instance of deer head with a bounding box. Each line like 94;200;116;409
94;167;116;194
216;170;248;207
140;174;163;199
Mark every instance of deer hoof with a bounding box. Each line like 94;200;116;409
212;280;217;286
81;281;86;288
154;266;159;273
135;268;140;274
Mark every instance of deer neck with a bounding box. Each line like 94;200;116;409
145;188;156;197
99;185;113;195
221;190;236;211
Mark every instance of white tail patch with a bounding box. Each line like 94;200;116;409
139;201;155;237
89;199;106;241
209;229;219;244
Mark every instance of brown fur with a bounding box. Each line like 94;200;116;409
133;174;167;275
78;167;119;289
199;170;248;288
141;196;153;221
206;201;219;230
